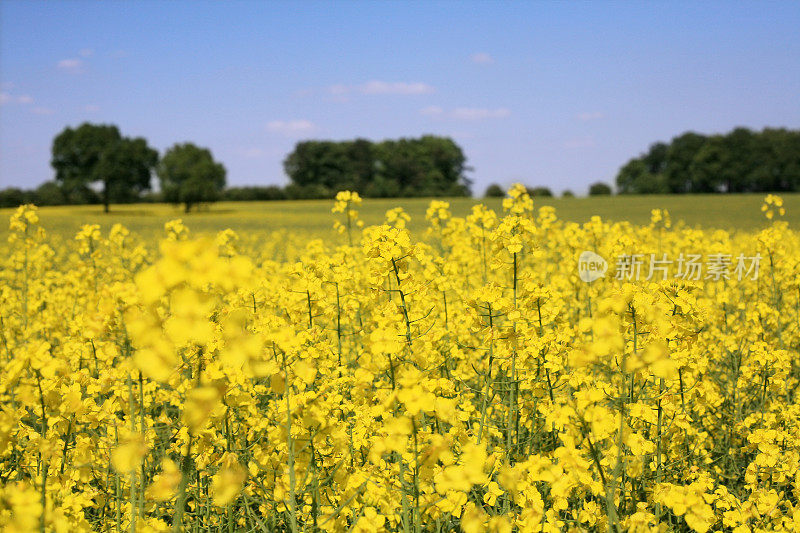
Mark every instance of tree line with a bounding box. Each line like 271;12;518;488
3;123;800;210
482;182;612;198
0;125;473;210
0;123;230;211
616;127;800;194
48;123;226;212
0;180;368;209
283;136;472;197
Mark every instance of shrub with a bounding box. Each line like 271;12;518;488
526;186;553;197
223;186;288;202
0;187;29;208
589;181;613;195
484;183;505;197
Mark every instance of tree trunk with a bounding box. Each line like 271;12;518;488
103;179;110;213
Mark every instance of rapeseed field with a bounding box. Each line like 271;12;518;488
2;193;800;244
1;186;798;532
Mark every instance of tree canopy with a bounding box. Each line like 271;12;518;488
589;182;613;195
283;136;472;197
616;127;800;194
157;143;226;212
51;123;158;212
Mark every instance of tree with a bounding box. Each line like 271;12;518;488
484;183;505;197
158;143;226;212
345;138;376;191
415;135;472;195
374;136;471;196
283;141;351;190
96;137;158;207
615;128;800;194
51;123;158;212
663;132;707;193
690;128;759;193
642;142;669;175
616;160;668;194
0;188;29;208
222;186;287;202
526;186;553;197
33;181;67;206
756;128;800;191
283;135;471;197
589;182;613;195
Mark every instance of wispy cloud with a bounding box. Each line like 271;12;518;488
0;92;34;105
576;111;605;121
421;106;511;120
328;84;349;96
471;52;494;64
360;80;434;95
327;80;435;98
79;48;94;57
32;106;55;116
420;105;444;116
266;119;317;136
57;58;85;73
293;88;315;98
451;107;510;120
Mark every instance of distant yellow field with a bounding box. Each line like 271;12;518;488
2;193;799;242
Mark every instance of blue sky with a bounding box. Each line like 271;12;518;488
2;1;799;195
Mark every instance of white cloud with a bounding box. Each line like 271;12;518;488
360;80;434;95
451;107;510;120
471;52;494;64
1;92;35;105
32;107;55;115
57;58;84;73
79;48;94;57
329;84;350;95
83;104;100;112
293;88;315;98
420;105;444;116
325;84;351;102
420;106;511;120
266;119;317;136
576;111;605;121
328;81;435;97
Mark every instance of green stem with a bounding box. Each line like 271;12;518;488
477;305;494;445
282;349;298;533
391;258;413;346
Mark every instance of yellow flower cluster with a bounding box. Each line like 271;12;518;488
0;193;798;532
762;194;786;220
332;191;364;245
